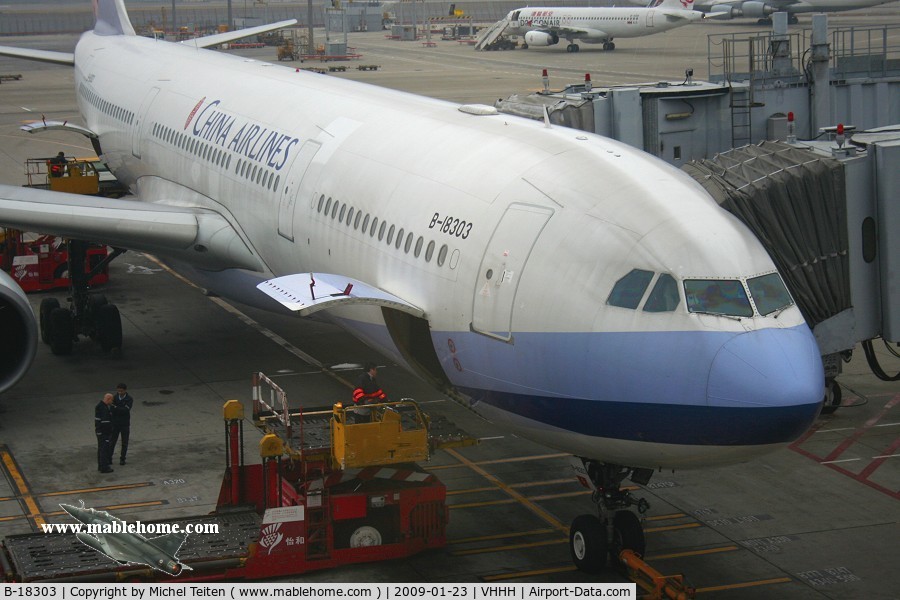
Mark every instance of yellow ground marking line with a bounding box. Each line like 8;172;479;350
452;538;566;556
645;513;688;521
445;448;568;534
429;452;570;470
645;522;703;534
696;577;793;594
648;545;739;560
0;445;45;529
39;481;155;497
450;527;557;544
482;565;578;581
448;478;580;497
42;500;166;518
449;498;517;509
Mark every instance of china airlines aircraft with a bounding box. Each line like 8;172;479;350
480;0;703;52
0;0;824;572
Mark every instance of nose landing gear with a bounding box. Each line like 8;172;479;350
569;459;651;573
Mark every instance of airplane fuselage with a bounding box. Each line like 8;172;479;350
69;28;823;470
505;6;701;44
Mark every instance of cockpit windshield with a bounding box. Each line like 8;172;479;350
747;272;793;315
684;279;753;318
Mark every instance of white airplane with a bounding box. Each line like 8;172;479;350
481;0;703;53
0;0;825;572
634;0;895;23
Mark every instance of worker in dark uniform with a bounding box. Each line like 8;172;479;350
109;383;133;466
95;393;114;473
49;152;67;177
351;362;386;423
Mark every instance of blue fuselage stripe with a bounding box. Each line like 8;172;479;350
458;388;820;445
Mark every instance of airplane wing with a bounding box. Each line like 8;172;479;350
0;47;74;66
540;25;593;37
697;0;798;8
149;531;189;557
0;185;262;272
659;10;702;21
182;19;298;49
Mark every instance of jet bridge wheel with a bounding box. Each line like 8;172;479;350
569;514;607;574
820;379;842;415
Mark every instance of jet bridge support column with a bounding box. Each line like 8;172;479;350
810;15;832;135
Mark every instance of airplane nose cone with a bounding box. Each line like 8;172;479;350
707;327;823;442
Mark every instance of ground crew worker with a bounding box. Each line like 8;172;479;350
49;152;67;177
109;383;133;466
95;393;114;473
351;362;386;423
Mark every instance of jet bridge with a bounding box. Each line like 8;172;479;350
496;17;900;167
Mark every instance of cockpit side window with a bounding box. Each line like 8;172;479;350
607;269;654;309
643;273;680;313
684;279;753;318
748;272;793;315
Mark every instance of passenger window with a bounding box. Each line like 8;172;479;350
643;274;680;313
684;279;753;318
607;269;654;309
747;272;793;316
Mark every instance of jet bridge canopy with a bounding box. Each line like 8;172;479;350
683;141;850;330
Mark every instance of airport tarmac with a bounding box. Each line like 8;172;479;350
0;10;899;596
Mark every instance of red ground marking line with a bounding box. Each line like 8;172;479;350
821;394;900;462
789;393;900;500
858;436;900;480
818;462;900;500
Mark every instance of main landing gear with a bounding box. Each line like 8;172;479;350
569;459;651;574
39;239;125;355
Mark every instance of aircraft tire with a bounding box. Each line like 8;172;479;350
349;525;382;548
49;307;74;355
610;511;645;571
820;379;842;415
87;294;109;340
96;304;123;353
608;42;615;50
569;514;607;574
40;297;60;344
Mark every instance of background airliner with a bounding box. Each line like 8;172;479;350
634;0;896;23
479;0;703;52
0;0;824;572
